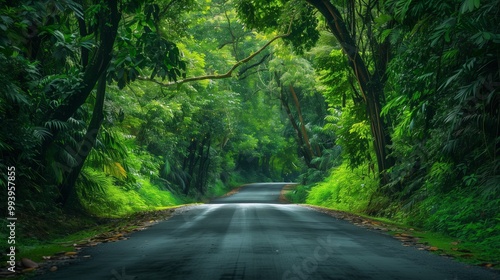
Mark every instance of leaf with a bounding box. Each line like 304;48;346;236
104;162;127;179
380;29;393;42
44;120;69;131
52;30;66;43
33;127;53;141
442;48;458;60
392;0;413;22
482;31;492;40
0;15;14;26
2;87;29;105
65;0;84;19
21;258;39;268
460;0;480;13
375;14;393;26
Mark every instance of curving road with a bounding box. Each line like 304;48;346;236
34;183;499;280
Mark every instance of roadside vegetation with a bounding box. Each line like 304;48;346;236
1;0;498;275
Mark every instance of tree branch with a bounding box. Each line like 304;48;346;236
238;53;270;77
139;27;291;87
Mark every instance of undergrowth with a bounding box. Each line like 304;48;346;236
306;163;378;212
80;177;184;218
300;160;500;266
410;187;500;251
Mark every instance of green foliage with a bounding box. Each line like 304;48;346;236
411;187;500;249
102;0;302;198
79;170;182;218
4;0;497;261
0;0;195;221
366;0;500;250
285;184;310;203
313;44;352;105
384;0;499;197
235;0;320;53
324;104;373;169
313;39;372;171
307;162;379;212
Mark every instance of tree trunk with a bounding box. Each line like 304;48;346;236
289;86;319;158
305;0;394;184
42;0;120;146
196;134;211;194
59;72;107;206
280;85;314;167
183;139;198;194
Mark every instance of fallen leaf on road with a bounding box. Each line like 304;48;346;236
21;258;39;268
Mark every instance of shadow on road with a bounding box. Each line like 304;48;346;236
209;182;296;204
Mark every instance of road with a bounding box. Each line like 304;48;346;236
33;183;499;280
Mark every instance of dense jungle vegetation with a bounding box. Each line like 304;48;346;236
0;0;498;264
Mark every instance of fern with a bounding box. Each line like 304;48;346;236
67;117;85;126
44;119;69;131
103;162;128;179
0;135;13;152
1;85;29;105
59;147;79;168
33;126;52;141
76;167;110;201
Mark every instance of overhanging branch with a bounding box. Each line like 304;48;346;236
139;26;292;87
238;53;270;78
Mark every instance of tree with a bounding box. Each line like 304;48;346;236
265;47;328;170
0;0;190;206
383;0;499;197
109;0;299;195
236;0;395;185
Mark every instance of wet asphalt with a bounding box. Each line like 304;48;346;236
33;183;499;280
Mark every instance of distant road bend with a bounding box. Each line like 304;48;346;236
34;183;499;280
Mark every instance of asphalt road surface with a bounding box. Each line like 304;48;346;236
34;183;499;280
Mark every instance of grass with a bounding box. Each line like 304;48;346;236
305;163;378;212
410;231;499;267
281;164;500;270
81;177;185;218
17;229;105;263
362;213;499;266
